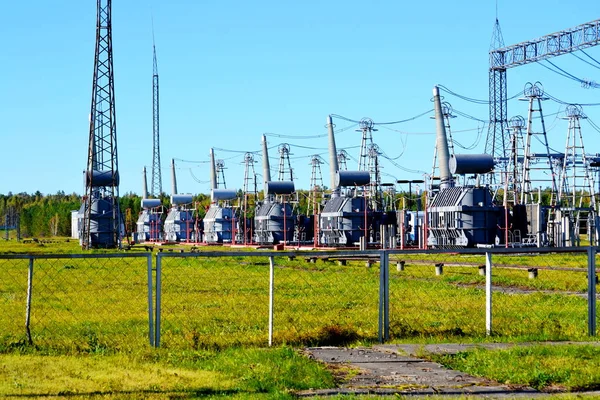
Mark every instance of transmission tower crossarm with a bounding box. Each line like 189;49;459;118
491;19;600;70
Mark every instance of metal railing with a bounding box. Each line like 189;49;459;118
0;248;596;351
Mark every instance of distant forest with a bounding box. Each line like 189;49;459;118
0;191;153;238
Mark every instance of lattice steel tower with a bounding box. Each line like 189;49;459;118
243;153;257;197
82;0;121;249
308;155;324;215
277;144;294;182
519;82;557;206
486;18;508;180
357;118;376;171
337;150;349;171
367;143;382;210
151;39;162;196
558;105;596;242
216;159;227;188
506;115;525;204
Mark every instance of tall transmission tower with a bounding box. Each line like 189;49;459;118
308;155;324;216
82;0;121;249
337;150;349;171
506;115;526;204
486;18;508;181
150;37;162;196
558;105;596;243
277;144;294;181
519;82;557;206
357;118;376;171
367;143;382;210
216;159;227;188
242;153;257;196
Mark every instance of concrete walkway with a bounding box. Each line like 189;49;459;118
297;343;600;398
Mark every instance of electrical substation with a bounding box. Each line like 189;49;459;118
74;1;600;252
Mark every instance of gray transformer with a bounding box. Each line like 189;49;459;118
319;196;368;246
253;201;295;244
163;207;197;242
86;195;122;248
136;211;162;242
204;204;237;243
427;186;500;248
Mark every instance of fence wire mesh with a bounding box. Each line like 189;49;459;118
272;254;380;345
156;251;382;349
490;250;590;340
0;254;152;352
0;257;28;346
157;254;271;349
387;248;593;342
1;247;596;353
388;251;488;339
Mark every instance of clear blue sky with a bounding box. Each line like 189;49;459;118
1;1;599;196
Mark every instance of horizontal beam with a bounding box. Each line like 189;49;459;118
491;19;600;70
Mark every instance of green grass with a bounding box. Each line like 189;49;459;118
0;346;334;398
426;344;600;392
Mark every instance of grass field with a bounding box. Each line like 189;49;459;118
1;238;599;397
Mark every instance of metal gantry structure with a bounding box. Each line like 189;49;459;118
519;82;557;206
559;105;596;209
277;143;294;182
357;118;376;172
487;18;600;183
151;39;162;197
216;159;227;188
82;0;121;249
307;155;324;216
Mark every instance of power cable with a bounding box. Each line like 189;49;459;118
571;51;600;71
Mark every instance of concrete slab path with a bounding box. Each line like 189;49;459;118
297;343;600;398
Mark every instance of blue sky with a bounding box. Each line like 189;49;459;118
2;1;600;196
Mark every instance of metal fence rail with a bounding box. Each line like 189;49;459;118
0;253;152;352
0;248;596;351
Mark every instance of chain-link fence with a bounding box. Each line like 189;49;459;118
1;248;596;352
155;250;384;349
0;254;152;352
386;247;595;342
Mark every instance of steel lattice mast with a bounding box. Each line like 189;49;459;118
486;18;508;181
82;0;121;249
151;40;162;197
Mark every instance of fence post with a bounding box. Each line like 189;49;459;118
155;253;162;347
588;246;596;337
25;257;34;345
485;252;492;336
268;256;274;347
147;254;155;347
379;250;389;343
